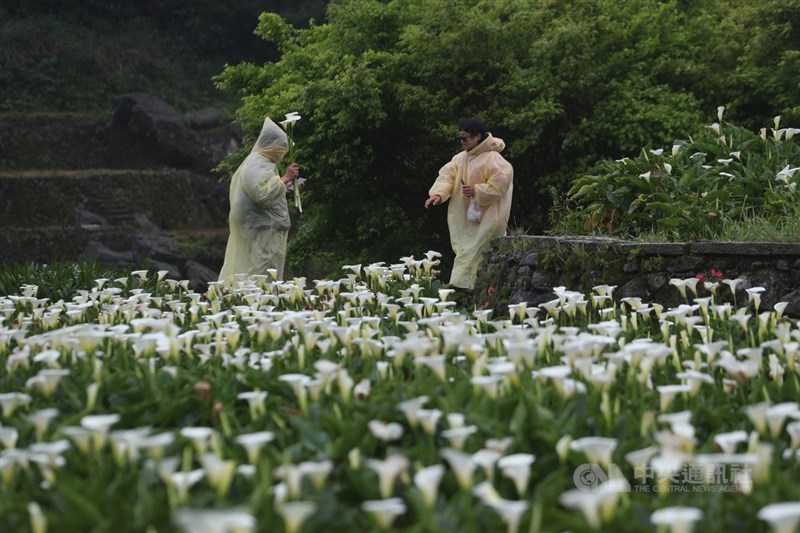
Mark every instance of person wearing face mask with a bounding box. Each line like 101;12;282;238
425;117;514;290
219;117;300;281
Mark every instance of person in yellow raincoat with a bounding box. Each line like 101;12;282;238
425;118;513;290
219;117;299;281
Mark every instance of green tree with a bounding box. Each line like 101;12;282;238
215;0;800;277
0;0;328;114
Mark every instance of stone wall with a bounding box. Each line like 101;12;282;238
475;236;800;317
0;94;240;291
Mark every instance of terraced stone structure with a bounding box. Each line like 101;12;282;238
0;94;240;291
477;236;800;317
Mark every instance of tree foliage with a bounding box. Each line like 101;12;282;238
0;0;327;114
216;0;800;277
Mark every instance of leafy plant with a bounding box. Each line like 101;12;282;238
1;254;798;532
553;110;800;241
0;262;119;301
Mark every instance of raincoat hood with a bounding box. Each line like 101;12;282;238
252;117;289;163
467;134;505;157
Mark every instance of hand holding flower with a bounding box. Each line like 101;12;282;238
282;163;300;189
279;111;303;211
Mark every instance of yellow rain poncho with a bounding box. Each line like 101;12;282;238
219;117;291;281
428;134;513;289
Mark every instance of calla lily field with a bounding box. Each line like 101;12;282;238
0;256;798;533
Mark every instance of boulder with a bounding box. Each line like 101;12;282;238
184;107;224;130
144;259;182;281
184;260;218;293
72;208;108;228
133;233;185;265
781;289;800;317
80;240;135;268
106;93;224;174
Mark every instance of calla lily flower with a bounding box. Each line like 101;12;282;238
368;420;404;442
0;427;19;450
487;497;530;533
441;425;478;451
169;469;205;501
0;392;32;417
237;390;268;419
765;403;800;438
299;459;333;491
559;479;628;528
28;502;47;533
277;501;316;533
366;454;409;498
362;498;406;529
441;448;477;489
28;408;60;442
787;421;800;452
279;111;301;127
757;502;800;533
651;507;704;533
713;430;748;455
180;426;215;455
498;453;536;495
396;396;429;427
234;431;275;464
746;402;772;435
199;452;237;497
414;464;445;508
570;437;618;468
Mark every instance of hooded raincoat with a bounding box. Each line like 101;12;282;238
428;134;513;289
219;117;291;281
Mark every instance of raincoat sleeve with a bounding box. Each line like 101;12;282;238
473;153;513;207
428;158;459;202
240;157;287;209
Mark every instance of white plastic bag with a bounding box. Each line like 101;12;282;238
466;198;483;223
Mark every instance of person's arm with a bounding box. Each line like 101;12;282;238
426;159;458;208
473;154;513;207
241;158;286;207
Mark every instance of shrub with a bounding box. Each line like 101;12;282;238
552;109;800;241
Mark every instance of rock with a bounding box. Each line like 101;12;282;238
184;107;223;130
781;289;800;317
741;270;792;310
133;233;184;265
509;290;554;308
669;255;704;273
617;277;652;301
80;240;135;268
520;252;538;267
144;259;182;281
623;260;639;273
184;260;218;292
72;208;108;228
530;272;552;290
134;214;161;233
107;93;215;173
647;273;668;290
